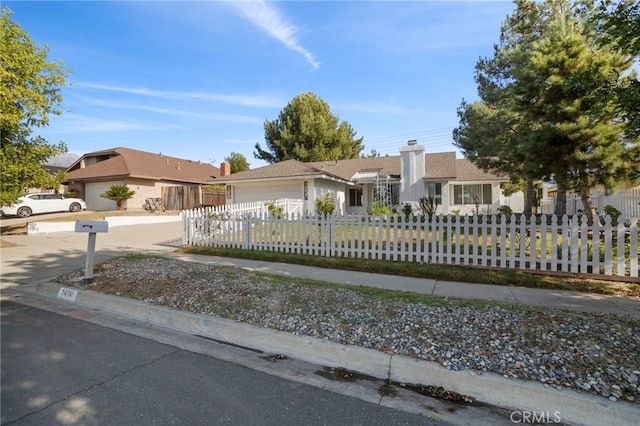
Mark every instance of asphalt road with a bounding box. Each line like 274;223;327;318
1;299;443;426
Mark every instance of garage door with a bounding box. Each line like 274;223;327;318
85;181;121;211
234;181;302;204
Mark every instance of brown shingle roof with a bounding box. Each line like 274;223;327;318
217;159;326;181
455;158;505;181
66;147;220;184
215;152;503;183
308;156;401;180
425;152;457;179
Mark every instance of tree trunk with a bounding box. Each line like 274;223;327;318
554;184;567;216
579;181;596;225
523;179;534;215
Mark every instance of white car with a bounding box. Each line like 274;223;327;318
1;193;87;218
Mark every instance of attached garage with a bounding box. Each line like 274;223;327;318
232;181;303;204
85;181;121;211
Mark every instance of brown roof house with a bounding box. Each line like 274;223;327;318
215;142;523;215
66;147;225;211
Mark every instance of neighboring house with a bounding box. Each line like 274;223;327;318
66;147;225;211
214;143;522;215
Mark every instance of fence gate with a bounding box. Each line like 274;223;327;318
202;188;226;207
162;185;201;210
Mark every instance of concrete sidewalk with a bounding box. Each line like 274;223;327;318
165;252;640;319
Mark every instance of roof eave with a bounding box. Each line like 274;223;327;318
215;173;352;185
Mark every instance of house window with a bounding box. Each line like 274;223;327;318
349;188;363;206
427;182;442;204
453;184;492;205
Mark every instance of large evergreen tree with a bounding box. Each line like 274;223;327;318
515;9;633;223
454;0;552;214
0;7;70;205
593;0;640;141
254;92;364;164
454;0;637;223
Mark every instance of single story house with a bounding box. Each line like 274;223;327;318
214;143;523;216
66;147;227;211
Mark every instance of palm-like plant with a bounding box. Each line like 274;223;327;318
100;185;135;210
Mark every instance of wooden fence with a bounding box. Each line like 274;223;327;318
202;188;225;207
182;211;639;279
162;185;201;210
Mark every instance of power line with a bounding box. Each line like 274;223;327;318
362;127;458;155
363;127;453;145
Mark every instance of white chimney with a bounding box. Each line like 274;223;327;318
399;141;425;204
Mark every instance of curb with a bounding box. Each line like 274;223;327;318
18;282;640;426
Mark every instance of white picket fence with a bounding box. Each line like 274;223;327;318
541;188;640;221
203;198;305;219
182;211;639;279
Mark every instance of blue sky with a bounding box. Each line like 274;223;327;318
7;0;517;168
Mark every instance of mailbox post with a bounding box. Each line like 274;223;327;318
75;220;109;284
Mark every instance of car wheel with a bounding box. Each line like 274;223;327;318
69;202;82;212
17;207;32;218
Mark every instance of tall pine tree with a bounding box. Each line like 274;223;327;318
454;0;636;223
515;8;633;223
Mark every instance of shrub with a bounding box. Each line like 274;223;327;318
63;190;80;198
497;205;513;217
264;200;284;219
418;196;437;218
602;205;621;226
100;185;135;210
367;200;393;216
401;203;413;221
315;192;336;217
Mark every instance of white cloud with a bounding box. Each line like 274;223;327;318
228;0;320;70
49;114;170;134
71;96;264;125
75;82;284;108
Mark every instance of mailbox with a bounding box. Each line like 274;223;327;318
75;220;108;233
75;220;108;284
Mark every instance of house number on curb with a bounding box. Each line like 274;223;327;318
57;287;78;301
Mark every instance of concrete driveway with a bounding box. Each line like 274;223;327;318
1;221;182;286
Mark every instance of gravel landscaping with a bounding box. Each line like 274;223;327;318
55;256;640;405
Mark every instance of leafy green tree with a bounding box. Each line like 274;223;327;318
254;92;364;163
454;0;636;224
0;7;70;205
100;185;135;210
224;151;250;174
